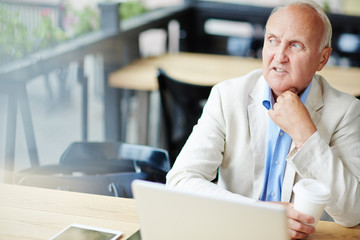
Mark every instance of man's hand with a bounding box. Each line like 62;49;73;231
268;91;316;148
273;202;316;239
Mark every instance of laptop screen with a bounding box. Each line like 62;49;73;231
132;180;289;240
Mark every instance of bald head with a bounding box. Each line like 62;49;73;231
267;0;332;50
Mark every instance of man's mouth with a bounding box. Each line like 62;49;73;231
273;67;287;73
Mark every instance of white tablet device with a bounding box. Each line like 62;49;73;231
49;223;122;240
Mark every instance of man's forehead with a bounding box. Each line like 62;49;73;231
268;4;323;26
265;5;323;42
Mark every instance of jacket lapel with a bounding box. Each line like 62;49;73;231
305;77;324;127
248;76;268;199
281;76;324;202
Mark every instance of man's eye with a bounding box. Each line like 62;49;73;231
269;38;277;44
293;43;303;49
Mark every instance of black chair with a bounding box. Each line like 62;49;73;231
157;68;212;166
17;172;147;198
15;142;171;197
59;142;171;181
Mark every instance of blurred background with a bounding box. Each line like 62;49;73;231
0;0;359;182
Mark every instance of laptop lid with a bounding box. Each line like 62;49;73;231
132;180;289;240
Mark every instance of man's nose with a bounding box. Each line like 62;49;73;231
275;45;289;63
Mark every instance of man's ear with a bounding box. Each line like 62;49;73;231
317;47;332;71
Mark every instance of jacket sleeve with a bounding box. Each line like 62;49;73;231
287;98;360;227
166;84;256;203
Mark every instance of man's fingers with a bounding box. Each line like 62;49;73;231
288;217;316;239
288;228;310;240
286;206;315;225
271;202;316;239
276;94;284;103
286;206;316;239
288;218;315;233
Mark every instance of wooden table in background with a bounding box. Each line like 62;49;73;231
1;183;359;240
109;52;360;96
109;52;360;145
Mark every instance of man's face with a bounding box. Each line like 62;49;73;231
262;5;332;99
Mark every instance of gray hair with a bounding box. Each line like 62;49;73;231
269;0;332;49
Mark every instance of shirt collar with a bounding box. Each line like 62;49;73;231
262;82;312;110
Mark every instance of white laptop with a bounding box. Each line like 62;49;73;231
132;180;289;240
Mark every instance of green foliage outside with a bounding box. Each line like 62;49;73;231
119;1;147;20
0;5;33;61
323;0;330;13
32;11;67;50
0;0;148;64
64;3;99;37
0;3;99;64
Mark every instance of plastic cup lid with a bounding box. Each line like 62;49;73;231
293;178;331;204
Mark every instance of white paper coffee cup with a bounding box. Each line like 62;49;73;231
293;179;331;226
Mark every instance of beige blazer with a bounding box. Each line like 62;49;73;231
166;69;360;227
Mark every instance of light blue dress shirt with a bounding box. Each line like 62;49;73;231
260;83;311;201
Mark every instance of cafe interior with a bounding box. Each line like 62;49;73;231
0;0;360;239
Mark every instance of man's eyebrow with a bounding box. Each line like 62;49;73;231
264;33;306;45
265;33;277;39
289;39;306;46
292;39;303;43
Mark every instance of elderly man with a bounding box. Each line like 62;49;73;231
166;0;360;239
